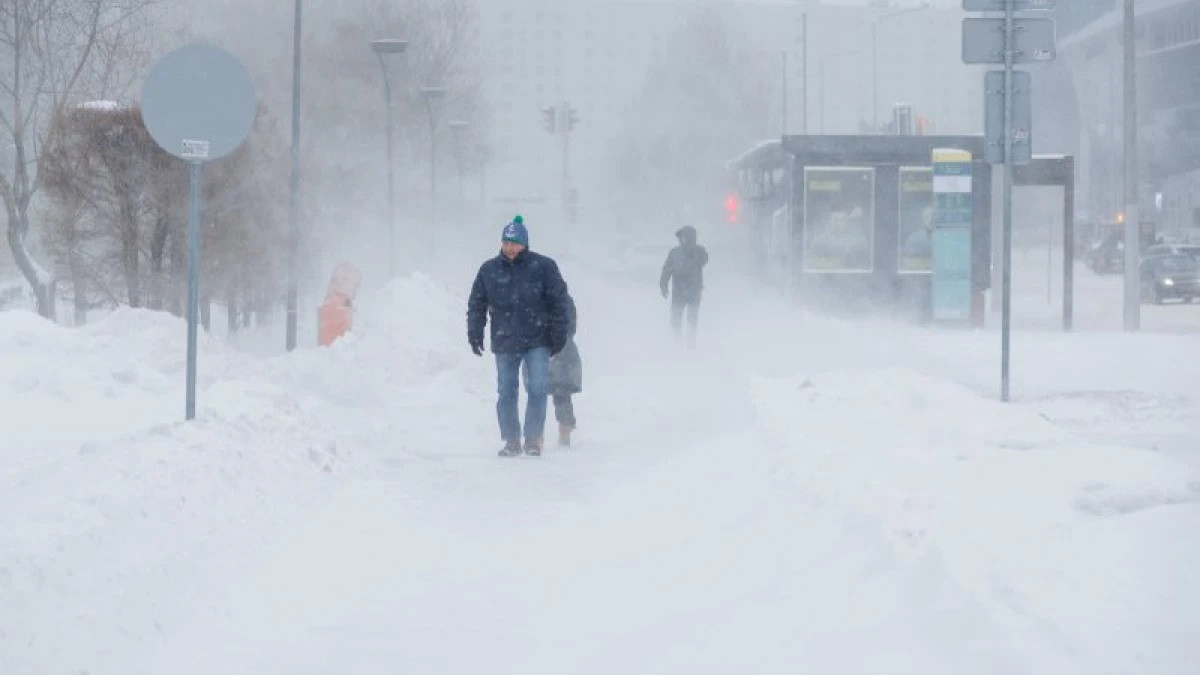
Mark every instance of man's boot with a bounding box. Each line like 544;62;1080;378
558;423;573;448
523;437;543;457
498;440;522;457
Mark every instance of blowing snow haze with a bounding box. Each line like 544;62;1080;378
2;0;1200;673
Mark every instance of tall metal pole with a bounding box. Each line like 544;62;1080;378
1047;219;1053;303
429;109;437;231
381;59;395;279
1000;0;1015;402
285;0;302;351
186;161;203;420
871;20;878;131
801;12;808;134
1063;156;1075;332
1122;0;1140;331
781;51;788;135
819;59;825;133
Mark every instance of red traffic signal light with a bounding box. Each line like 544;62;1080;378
724;194;739;223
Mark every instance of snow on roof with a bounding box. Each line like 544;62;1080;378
77;100;128;112
726;138;782;170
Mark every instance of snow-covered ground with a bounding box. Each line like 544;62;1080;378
2;245;1199;674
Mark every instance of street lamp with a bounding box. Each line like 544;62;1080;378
419;85;448;233
447;120;470;200
370;38;407;279
286;0;303;351
871;2;929;132
1121;0;1140;331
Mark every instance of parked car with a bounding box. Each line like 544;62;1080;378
1143;242;1200;260
1140;254;1200;304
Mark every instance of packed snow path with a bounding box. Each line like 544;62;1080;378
4;254;1199;674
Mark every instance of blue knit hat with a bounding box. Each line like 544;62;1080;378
501;215;529;247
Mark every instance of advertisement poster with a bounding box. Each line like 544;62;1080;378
802;167;875;272
897;167;934;273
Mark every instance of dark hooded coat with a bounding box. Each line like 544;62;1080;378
659;226;709;303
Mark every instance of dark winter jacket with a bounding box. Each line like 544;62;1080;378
660;226;709;303
467;249;572;355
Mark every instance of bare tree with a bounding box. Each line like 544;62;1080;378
603;2;772;226
0;0;155;319
42;101;288;328
298;0;486;236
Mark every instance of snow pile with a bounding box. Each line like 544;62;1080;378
0;307;343;673
260;274;496;455
2;308;262;470
271;273;479;400
77;99;126;111
751;367;1200;672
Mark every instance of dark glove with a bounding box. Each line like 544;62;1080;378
550;338;566;357
469;336;484;356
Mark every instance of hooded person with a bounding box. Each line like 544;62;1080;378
659;225;709;348
467;215;573;457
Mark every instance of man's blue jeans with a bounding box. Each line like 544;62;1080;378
495;346;550;443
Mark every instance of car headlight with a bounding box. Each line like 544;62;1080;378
1162;278;1175;286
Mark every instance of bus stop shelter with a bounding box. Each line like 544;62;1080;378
776;134;994;325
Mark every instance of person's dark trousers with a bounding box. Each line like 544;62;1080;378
670;297;699;349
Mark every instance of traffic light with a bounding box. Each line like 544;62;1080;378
567;107;580;132
724;194;740;224
542;106;556;134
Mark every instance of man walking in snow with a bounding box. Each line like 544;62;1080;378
659;225;709;348
468;215;573;457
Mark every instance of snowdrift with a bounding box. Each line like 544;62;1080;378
2;270;1198;675
752;368;1200;673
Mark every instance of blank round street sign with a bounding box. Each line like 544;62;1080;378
141;44;256;162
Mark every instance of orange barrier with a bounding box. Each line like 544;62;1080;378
317;263;362;347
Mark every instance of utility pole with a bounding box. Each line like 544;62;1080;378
285;0;302;352
801;12;808;134
871;20;878;131
1122;0;1140;331
1000;0;1015;402
781;51;788;135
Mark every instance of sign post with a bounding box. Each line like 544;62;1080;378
141;45;257;420
962;0;1055;402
